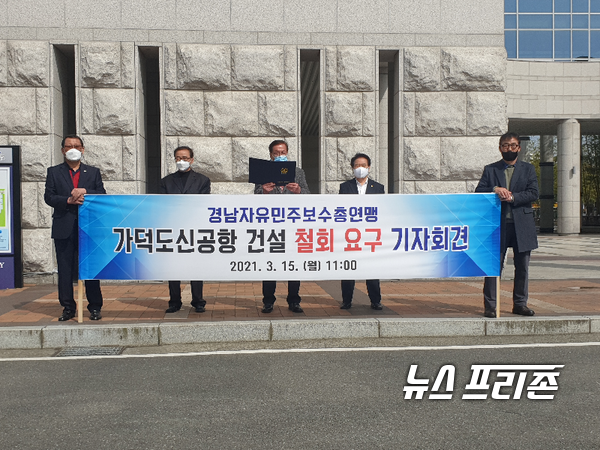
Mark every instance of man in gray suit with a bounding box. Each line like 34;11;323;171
160;145;211;314
254;140;310;314
475;132;539;318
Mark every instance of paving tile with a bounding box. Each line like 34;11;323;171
0;278;599;326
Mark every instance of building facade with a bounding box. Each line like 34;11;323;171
0;0;598;283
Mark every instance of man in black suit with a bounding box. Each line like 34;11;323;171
475;132;539;318
159;145;211;314
254;140;310;314
338;153;385;310
44;135;106;321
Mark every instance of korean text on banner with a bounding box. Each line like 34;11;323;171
78;194;501;281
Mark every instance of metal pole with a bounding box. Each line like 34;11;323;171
77;279;84;323
496;276;500;318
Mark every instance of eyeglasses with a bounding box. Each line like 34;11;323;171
175;156;192;161
500;143;519;150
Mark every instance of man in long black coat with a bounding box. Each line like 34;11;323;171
475;132;539;317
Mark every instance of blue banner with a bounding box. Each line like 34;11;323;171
79;194;501;281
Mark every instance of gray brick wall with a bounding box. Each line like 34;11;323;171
0;0;513;282
507;61;600;118
0;0;503;46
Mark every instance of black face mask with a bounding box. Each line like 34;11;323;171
502;151;519;162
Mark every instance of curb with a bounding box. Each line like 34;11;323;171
1;316;600;350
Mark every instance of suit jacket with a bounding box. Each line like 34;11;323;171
159;169;211;195
254;166;310;194
44;162;106;240
475;159;539;253
339;178;385;195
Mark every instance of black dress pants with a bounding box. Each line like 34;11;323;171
341;279;381;305
262;281;301;306
483;223;531;311
168;281;205;308
54;226;103;312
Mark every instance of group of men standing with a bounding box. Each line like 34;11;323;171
44;133;538;321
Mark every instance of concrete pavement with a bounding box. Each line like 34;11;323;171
1;235;599;349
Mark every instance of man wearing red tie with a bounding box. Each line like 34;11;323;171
44;135;106;321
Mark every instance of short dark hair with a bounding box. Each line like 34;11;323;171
174;146;194;158
269;140;288;153
499;132;520;146
61;135;84;148
350;153;371;167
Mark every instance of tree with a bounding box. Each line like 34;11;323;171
526;136;557;203
581;135;600;220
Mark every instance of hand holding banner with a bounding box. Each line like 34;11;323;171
79;194;501;281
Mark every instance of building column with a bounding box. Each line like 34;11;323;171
539;135;555;233
520;138;532;163
557;119;581;235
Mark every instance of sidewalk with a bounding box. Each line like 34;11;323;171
1;279;600;326
0;235;599;349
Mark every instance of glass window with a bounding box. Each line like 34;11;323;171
505;0;597;60
591;31;600;57
505;31;517;58
519;0;552;12
573;0;589;12
505;14;517;28
519;14;553;28
573;14;589;28
555;14;571;28
519;31;553;57
554;0;571;12
555;30;571;58
573;30;589;57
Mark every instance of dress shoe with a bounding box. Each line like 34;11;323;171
58;310;76;321
371;302;383;310
484;309;496;318
340;303;352;310
193;305;206;313
165;305;181;313
512;305;535;316
262;304;274;313
89;310;102;320
289;303;304;313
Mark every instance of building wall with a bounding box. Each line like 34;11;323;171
507;61;600;119
400;47;507;195
0;0;507;283
0;0;503;46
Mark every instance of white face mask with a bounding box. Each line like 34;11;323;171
176;160;191;172
354;167;369;179
65;149;82;161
